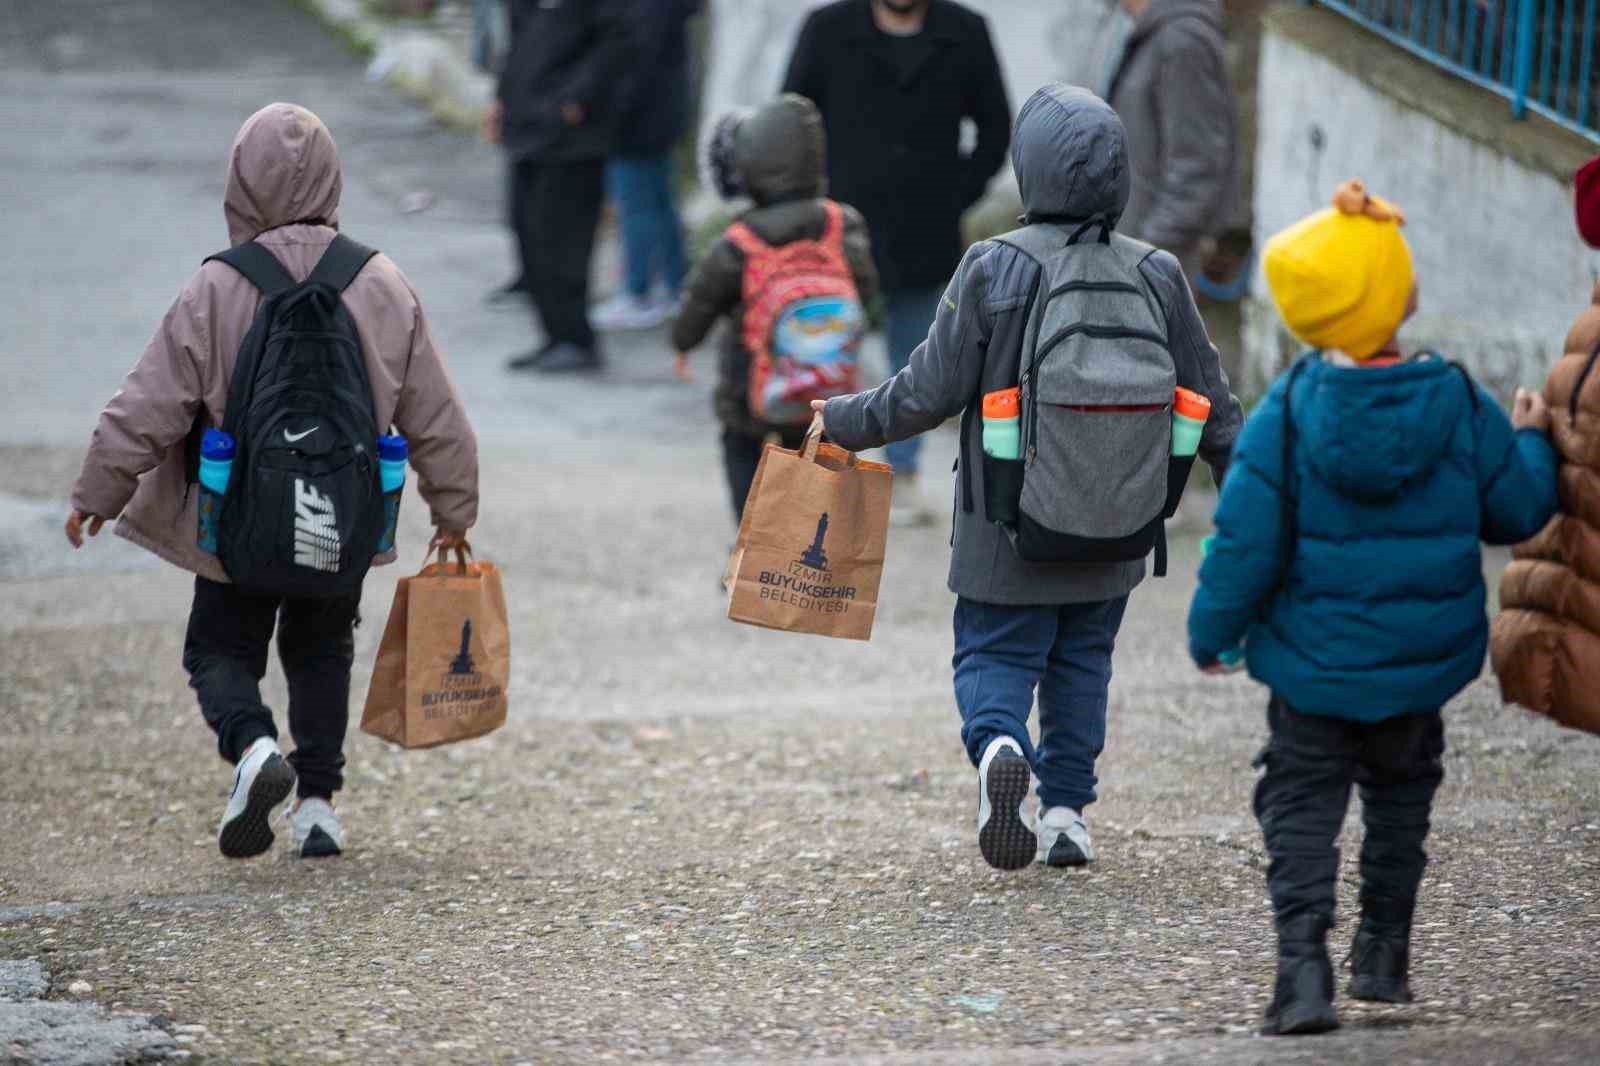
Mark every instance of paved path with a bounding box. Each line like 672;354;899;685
4;3;1600;1064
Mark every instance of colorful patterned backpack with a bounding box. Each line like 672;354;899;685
726;200;865;424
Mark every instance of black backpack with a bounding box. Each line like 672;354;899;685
203;235;385;599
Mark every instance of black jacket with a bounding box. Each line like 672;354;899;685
615;0;701;157
498;0;639;163
782;0;1011;291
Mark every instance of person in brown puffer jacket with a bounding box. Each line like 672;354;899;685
1491;156;1600;731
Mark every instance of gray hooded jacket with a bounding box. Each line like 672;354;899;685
823;84;1242;605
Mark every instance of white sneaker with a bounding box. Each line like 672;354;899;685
889;475;935;528
218;737;296;859
287;797;345;859
976;736;1035;871
1036;805;1095;867
592;291;671;331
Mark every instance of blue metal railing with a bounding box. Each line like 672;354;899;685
1316;0;1600;142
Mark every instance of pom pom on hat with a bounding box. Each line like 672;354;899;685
1263;180;1414;361
701;109;751;202
1577;155;1600;249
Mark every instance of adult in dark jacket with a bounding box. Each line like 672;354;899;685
670;95;879;520
817;84;1242;872
487;0;637;373
593;0;701;332
783;0;1011;522
1104;0;1239;280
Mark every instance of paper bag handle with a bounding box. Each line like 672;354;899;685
418;542;472;576
801;412;856;466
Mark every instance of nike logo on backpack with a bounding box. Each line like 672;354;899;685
284;426;317;443
292;479;340;573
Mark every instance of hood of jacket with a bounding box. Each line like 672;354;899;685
1012;83;1129;224
1298;356;1465;503
735;93;826;207
224;103;342;246
1126;0;1223;49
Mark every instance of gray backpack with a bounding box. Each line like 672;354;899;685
983;221;1193;575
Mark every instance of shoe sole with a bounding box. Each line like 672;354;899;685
978;755;1034;871
1268;1005;1341;1036
298;824;342;860
1039;835;1090;868
218;756;295;860
1349;976;1412;1003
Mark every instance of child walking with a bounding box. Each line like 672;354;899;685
670;94;878;521
815;84;1242;871
1188;180;1559;1035
67;104;479;861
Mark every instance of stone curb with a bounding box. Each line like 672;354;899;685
297;0;494;129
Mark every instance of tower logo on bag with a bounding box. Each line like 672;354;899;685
798;512;831;571
450;618;477;675
292;478;340;573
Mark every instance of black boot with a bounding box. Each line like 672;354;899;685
1263;914;1340;1036
1348;895;1414;1003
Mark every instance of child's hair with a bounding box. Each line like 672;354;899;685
701;109;750;202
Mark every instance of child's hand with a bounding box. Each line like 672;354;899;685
1197;661;1231;676
64;510;105;549
809;399;827;434
1513;387;1552;433
673;352;693;382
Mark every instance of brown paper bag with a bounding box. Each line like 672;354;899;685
725;417;892;640
361;547;510;748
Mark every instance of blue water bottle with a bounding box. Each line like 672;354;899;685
197;429;235;554
377;435;408;553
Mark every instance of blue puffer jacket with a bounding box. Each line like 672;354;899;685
1188;353;1559;721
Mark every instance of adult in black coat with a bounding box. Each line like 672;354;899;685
782;0;1010;519
487;0;639;372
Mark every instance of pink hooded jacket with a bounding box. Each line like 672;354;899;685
71;103;478;582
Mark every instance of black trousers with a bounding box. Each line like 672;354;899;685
511;156;605;351
721;426;807;523
1253;696;1445;933
182;576;361;799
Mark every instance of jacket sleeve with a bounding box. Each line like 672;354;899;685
70;277;208;519
960;16;1012;209
670;236;743;353
1188;384;1288;666
781;11;824;103
841;204;880;306
392;288;480;532
1475;390;1559;545
1143;249;1242;483
1138;21;1234;258
822;243;992;452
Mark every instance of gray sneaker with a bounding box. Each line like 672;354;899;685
1035;805;1095;867
218;738;295;859
976;736;1035;871
287;797;345;859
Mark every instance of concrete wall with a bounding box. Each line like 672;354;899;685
1247;8;1600;399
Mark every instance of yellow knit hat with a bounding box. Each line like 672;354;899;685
1263;180;1414;360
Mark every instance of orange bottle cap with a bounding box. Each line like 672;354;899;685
983;387;1020;419
1174;386;1211;421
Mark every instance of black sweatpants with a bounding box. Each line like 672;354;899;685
721;425;807;523
1253;696;1445;932
182;576;361;800
512;156;605;352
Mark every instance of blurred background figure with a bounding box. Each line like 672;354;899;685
469;0;508;73
592;0;701;333
782;0;1011;527
1102;0;1239;283
486;0;637;374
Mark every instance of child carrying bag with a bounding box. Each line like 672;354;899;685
725;416;892;640
361;545;510;749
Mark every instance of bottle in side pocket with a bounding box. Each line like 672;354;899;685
197;429;235;554
377;434;408;554
982;387;1021;459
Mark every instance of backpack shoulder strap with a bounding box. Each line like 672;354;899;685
204;241;297;294
307;234;379;292
725;220;768;258
819;199;845;252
